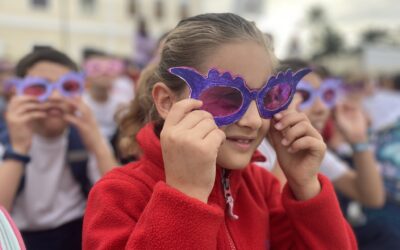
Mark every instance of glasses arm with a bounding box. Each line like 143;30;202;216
168;67;206;98
292;68;312;87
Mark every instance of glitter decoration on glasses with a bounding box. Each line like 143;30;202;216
169;67;311;126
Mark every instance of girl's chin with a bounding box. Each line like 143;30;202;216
217;155;252;170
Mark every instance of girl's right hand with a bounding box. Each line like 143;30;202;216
5;96;46;154
160;99;226;203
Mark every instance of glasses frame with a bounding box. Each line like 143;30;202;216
297;79;342;110
15;72;85;102
169;66;311;126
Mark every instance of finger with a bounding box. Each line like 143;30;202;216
281;121;309;146
12;103;44;116
288;93;303;111
164;99;203;128
190;117;218;139
288;136;326;154
272;108;298;121
20;111;47;123
8;96;40;111
203;128;226;148
64;113;82;128
273;111;308;131
177;110;214;130
65;97;90;116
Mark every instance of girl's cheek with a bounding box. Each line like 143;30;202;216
259;119;271;137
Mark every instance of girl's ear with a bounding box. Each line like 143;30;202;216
152;82;179;119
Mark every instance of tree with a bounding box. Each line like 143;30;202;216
361;29;388;44
306;6;345;59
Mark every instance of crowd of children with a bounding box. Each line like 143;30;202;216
0;11;399;250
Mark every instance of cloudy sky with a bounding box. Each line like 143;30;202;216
256;0;400;58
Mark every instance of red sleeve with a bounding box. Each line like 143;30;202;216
268;174;357;250
83;180;224;250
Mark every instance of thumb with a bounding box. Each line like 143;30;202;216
288;93;303;111
267;119;283;149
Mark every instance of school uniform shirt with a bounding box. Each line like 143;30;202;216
257;138;349;182
0;132;101;231
83;123;357;250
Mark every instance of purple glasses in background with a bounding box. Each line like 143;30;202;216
15;72;85;102
169;66;311;126
296;79;342;110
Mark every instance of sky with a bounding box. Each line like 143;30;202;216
255;0;400;58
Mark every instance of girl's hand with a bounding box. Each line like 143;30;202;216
268;109;326;200
334;100;368;144
160;99;226;203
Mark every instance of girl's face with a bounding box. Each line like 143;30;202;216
199;41;273;170
299;73;330;132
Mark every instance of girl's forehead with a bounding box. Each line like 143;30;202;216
201;42;273;89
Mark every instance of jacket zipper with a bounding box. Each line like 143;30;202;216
221;168;238;250
221;168;239;220
224;220;237;250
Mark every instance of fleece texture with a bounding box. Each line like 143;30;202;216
83;123;357;250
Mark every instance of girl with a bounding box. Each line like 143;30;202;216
83;13;356;249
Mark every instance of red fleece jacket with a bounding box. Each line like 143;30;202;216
83;123;357;250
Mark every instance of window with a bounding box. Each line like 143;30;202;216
180;1;189;20
234;0;264;15
128;0;137;17
154;0;164;20
31;0;48;9
81;0;96;13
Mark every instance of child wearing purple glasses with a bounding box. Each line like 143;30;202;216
83;13;356;249
83;53;129;141
0;48;117;250
258;59;385;208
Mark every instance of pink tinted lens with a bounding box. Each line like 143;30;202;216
84;62;101;76
199;86;243;117
23;84;46;97
323;88;336;103
297;89;311;103
62;80;81;93
263;83;291;110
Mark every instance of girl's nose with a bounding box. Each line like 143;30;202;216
236;101;262;129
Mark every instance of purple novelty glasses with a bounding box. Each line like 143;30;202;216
15;72;85;102
297;79;341;110
83;58;124;77
169;67;311;126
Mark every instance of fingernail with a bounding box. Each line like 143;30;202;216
274;113;282;119
281;138;288;146
275;123;282;130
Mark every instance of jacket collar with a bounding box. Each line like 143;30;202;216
136;122;265;205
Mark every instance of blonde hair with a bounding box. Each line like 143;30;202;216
118;13;277;157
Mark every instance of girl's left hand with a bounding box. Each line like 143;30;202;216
64;97;106;154
268;109;326;200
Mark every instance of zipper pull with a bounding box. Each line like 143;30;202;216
222;169;239;220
